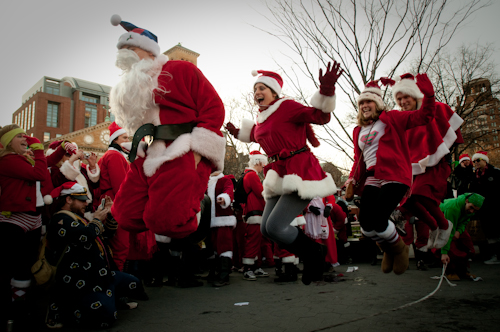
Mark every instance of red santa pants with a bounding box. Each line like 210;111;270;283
210;226;233;256
403;195;449;231
242;223;261;265
112;152;212;239
108;226;129;271
402;221;431;249
274;245;296;263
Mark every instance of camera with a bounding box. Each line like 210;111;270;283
83;152;91;159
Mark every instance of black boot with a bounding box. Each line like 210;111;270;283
165;253;181;286
274;258;283;277
178;246;204;288
274;263;298;282
213;257;231;287
282;231;326;285
204;257;218;283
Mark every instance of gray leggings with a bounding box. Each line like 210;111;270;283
260;193;310;246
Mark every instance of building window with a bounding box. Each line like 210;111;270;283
27;107;31;130
85;104;97;128
56;134;62;138
14;115;18;125
47;102;59;128
46;86;60;95
31;102;35;128
493;123;497;127
81;94;99;103
43;132;50;142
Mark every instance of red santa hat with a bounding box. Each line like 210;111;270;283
248;150;268;167
459;153;471;163
391;73;424;109
252;70;283;96
110;14;160;57
50;182;89;201
472;151;489;163
109;122;127;145
357;80;385;110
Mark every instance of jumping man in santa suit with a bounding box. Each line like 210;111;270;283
108;15;226;239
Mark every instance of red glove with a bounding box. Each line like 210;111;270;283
319;61;344;96
225;122;240;138
63;141;77;155
416;73;434;98
24;135;41;146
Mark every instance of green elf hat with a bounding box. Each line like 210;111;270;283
466;193;485;208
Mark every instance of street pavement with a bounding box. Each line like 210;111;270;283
45;259;500;332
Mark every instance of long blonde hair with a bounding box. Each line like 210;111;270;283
356;104;386;127
0;124;22;158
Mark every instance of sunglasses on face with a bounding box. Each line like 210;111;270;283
473;159;483;163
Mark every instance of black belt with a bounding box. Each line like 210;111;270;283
268;146;309;163
244;210;263;219
129;123;196;161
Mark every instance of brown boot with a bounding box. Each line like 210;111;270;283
377;242;394;274
391;238;409;275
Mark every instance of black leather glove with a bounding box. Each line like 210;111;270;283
324;206;332;218
309;206;321;216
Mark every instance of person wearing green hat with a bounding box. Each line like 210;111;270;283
438;193;484;280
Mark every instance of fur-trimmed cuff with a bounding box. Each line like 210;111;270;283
290;215;306;227
237;119;255;143
60;160;81;181
263;170;337;200
242;257;256;265
217;193;231;209
11;279;31;288
190;126;226;171
210;215;237;228
310;90;336;113
87;164;100;183
245;215;262;225
282;255;296;263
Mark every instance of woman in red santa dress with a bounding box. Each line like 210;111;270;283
347;76;436;275
226;62;343;285
0;125;52;329
382;74;464;269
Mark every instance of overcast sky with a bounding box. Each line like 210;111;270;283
1;0;499;165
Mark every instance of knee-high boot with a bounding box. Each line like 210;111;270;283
282;231;326;285
213;257;231;287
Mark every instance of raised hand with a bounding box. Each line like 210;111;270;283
416;73;434;98
63;141;77;155
225;122;240;138
319;61;344;96
24;135;41;146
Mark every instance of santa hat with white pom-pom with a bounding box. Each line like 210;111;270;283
110;14;160;57
252;70;283;96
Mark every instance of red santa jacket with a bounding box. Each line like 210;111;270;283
207;173;236;228
242;168;265;225
0;150;49;212
349;96;436;193
129;59;226;177
50;160;100;202
237;97;336;200
98;148;129;200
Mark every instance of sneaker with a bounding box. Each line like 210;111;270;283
484;255;500;265
243;270;257;280
254;268;269;277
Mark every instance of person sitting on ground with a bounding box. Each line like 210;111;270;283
45;182;147;329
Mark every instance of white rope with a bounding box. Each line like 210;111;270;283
310;263;454;331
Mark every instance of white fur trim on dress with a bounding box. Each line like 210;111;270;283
86;164;100;183
242;257;256;265
217;193;231;209
257;98;293;123
190;126;226;171
59;160;81;181
282;255;297;263
245;215;262;225
10;279;31;288
411;111;464;175
220;251;233;259
310;90;337;113
155;234;171;243
237;119;255;143
116;31;161;57
290;215;306;227
210;215;237;228
263;170;337;200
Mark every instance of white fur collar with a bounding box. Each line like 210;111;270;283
108;147;129;160
244;167;258;173
257;98;293;124
207;172;225;222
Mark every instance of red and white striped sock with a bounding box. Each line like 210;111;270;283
376;222;400;244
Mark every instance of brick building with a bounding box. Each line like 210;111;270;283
12;76;112;142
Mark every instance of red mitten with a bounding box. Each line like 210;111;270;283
63;141;77;155
416;73;434;97
225;122;240;138
24;135;40;146
319;61;343;96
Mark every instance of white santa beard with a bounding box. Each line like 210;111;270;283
110;49;168;135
